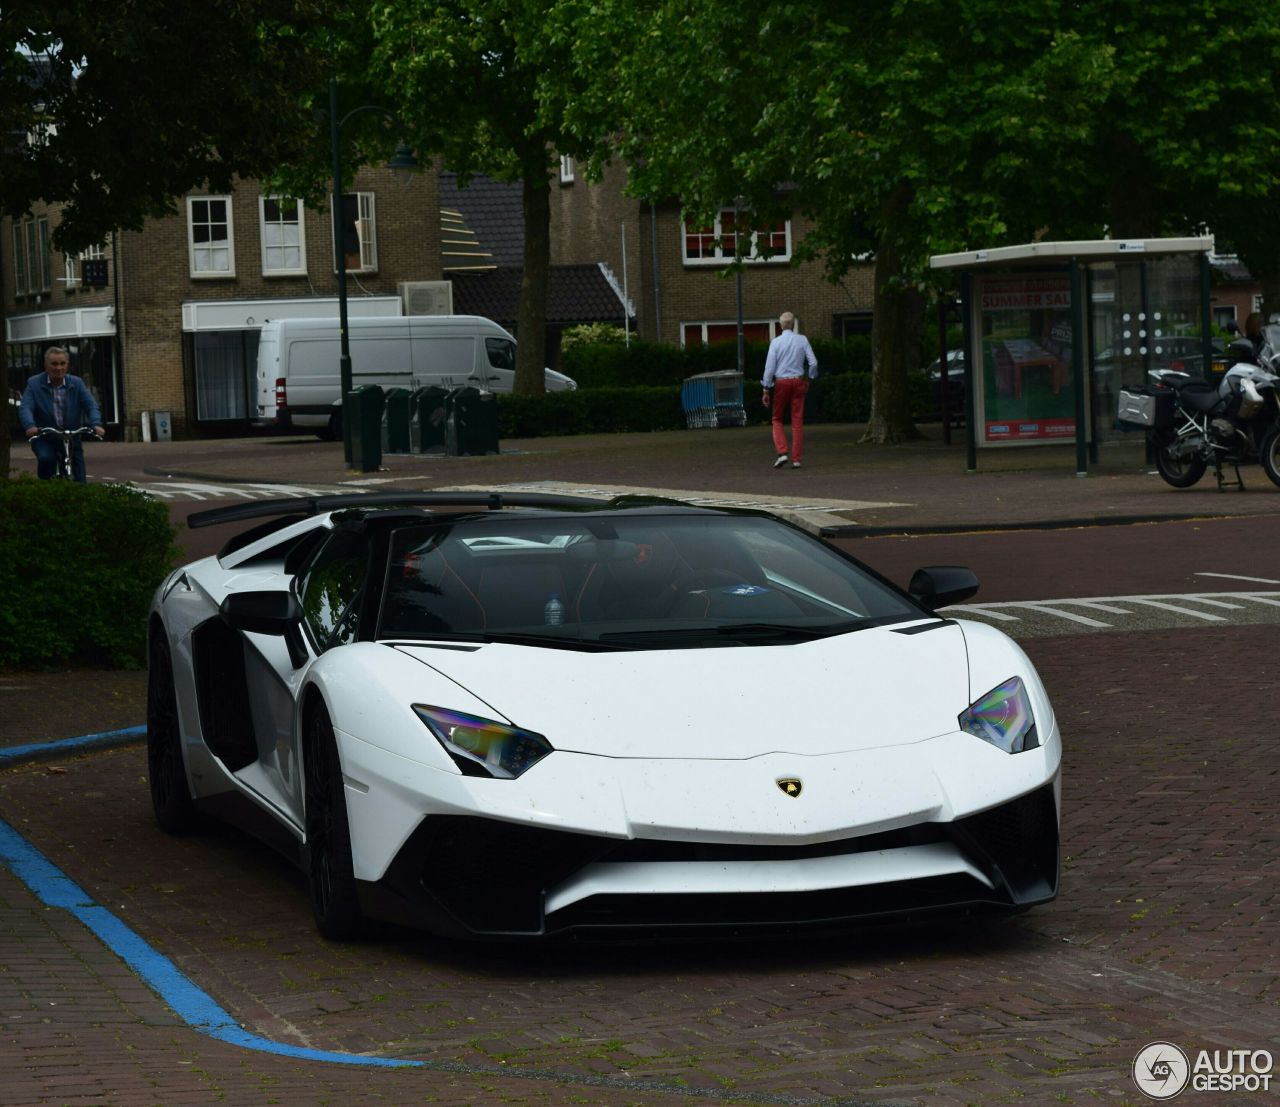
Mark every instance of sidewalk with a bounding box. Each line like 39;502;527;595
111;421;1280;535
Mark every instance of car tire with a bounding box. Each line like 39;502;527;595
304;701;364;941
1260;426;1280;489
146;627;201;834
317;411;341;442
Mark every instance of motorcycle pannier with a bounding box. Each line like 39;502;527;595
1117;386;1174;429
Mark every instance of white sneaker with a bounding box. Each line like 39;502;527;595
792;461;802;469
772;454;789;468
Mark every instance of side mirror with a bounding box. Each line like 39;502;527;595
220;590;308;668
908;566;979;612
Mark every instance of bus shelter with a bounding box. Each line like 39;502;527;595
929;237;1216;473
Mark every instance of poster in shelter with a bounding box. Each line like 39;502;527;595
976;275;1075;443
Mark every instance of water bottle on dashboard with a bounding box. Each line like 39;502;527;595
544;592;565;626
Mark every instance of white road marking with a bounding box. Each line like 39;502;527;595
1120;599;1226;622
1055;600;1134;614
944;591;1280;634
120;480;360;502
997;603;1114;628
1195;571;1280;585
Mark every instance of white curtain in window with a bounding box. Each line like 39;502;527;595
194;332;250;420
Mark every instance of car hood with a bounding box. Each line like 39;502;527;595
393;622;970;758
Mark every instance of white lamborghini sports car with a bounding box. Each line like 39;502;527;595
147;492;1061;941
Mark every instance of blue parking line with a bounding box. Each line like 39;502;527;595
0;725;146;764
0;733;873;1103
0;815;421;1067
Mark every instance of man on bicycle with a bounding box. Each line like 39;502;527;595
18;346;104;482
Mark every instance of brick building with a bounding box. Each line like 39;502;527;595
547;160;876;347
4;166;440;438
7;156;880;441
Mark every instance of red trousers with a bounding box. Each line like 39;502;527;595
770;377;809;462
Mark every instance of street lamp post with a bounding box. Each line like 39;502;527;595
329;78;418;466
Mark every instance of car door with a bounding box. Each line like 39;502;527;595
240;525;370;830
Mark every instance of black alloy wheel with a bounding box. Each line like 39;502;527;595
304;702;364;940
1260;426;1280;489
146;628;201;834
1152;430;1208;488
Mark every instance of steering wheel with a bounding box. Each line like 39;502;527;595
669;568;748;598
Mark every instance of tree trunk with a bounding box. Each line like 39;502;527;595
864;187;924;443
514;172;551;395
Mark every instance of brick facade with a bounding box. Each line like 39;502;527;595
549;161;876;344
5;167;440;437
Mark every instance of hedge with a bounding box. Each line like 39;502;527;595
561;335;873;390
496;370;937;438
0;478;181;669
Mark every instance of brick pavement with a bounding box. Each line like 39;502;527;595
12;421;1280;535
3;625;1277;1105
5;424;1280;1103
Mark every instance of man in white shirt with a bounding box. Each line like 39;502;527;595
760;312;818;468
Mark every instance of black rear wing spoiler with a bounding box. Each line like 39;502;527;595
187;491;605;530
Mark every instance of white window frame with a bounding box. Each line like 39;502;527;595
13;216;50;294
679;319;783;347
333;191;377;273
259;196;307;276
13;224;28;295
187;195;236;278
681;210;792;266
559;155;576;184
64;242;108;290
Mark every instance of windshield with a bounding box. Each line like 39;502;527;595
378;514;921;648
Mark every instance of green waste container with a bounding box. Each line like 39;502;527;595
382;388;412;455
346;385;384;472
445;387;500;456
411;386;450;453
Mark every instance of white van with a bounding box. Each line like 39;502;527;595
254;314;576;438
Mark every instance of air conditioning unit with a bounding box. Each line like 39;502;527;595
399;280;454;316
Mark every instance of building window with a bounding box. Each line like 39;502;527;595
681;320;781;347
259;197;306;276
12;216;51;295
682;211;791;266
65;242;109;291
1212;305;1237;330
334;192;377;273
187;196;235;277
559;155;575;184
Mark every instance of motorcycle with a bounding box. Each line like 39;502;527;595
1118;334;1280;491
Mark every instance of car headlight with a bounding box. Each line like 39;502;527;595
413;705;552;779
958;676;1039;754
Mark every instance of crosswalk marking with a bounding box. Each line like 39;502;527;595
947;590;1280;637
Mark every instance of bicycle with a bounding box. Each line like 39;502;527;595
32;425;102;481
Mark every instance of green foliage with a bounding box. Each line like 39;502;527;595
2;2;340;250
0;479;180;669
560;323;628;351
494;372;936;437
496;387;688;437
562;337;872;389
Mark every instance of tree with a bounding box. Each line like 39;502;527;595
1;2;341;477
588;0;1280;441
585;0;1109;441
368;1;616;394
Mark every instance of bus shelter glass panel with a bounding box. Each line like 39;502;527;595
1089;256;1204;444
973;273;1075;445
